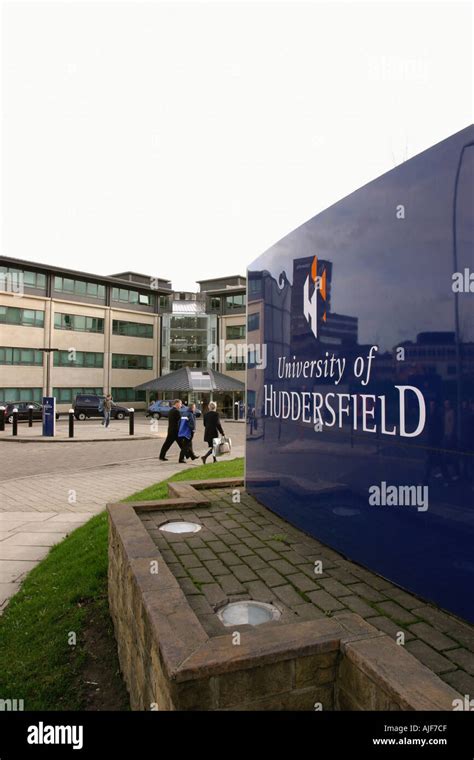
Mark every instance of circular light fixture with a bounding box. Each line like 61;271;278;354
159;521;202;534
217;600;281;627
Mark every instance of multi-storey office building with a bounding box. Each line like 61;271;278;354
0;256;246;412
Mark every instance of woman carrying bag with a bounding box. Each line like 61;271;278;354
201;401;224;464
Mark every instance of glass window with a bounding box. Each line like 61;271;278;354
111;388;146;402
76;280;87;295
54;351;103;367
112;320;153;338
23;271;37;286
111;354;153;370
248;313;260;332
0;307;44;326
54;275;105;299
6;308;21;324
22;310;36;326
0;387;42;403
225;293;246;310
225;359;246;371
22;349;34;363
54;313;104;332
226;325;246;339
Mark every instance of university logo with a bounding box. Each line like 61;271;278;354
303;255;327;339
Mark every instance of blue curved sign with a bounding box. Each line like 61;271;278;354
246;125;474;623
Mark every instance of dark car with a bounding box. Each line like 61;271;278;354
3;401;60;423
147;400;202;419
73;394;130;421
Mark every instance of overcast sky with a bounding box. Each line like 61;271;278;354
1;1;472;291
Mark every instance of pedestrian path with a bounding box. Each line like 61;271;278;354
0;442;244;611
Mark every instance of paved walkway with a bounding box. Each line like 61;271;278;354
0;421;244;611
144;487;474;698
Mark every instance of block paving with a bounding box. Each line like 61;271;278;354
141;487;474;695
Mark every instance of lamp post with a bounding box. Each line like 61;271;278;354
35;348;59;397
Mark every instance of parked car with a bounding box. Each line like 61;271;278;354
73;394;130;421
147;400;202;420
2;401;60;423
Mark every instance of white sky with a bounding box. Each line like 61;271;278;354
1;1;472;291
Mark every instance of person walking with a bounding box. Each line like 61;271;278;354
159;399;183;461
182;402;199;461
201;401;224;464
101;393;113;429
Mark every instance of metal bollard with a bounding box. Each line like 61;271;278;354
12;408;18;436
68;408;74;438
129;408;135;436
28;404;34;427
0;406;5;432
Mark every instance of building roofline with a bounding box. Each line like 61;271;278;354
196;275;246;283
0;255;172;293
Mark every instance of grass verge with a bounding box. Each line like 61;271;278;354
0;456;244;710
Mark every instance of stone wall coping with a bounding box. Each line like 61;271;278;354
341;637;461;711
108;477;462;710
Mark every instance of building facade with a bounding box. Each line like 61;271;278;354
0;256;246;412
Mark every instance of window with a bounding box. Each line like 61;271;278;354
112;354;153;370
54;313;104;333
226;324;246;340
225;359;246;371
248;278;262;296
247;313;260;332
53;387;103;404
112;320;153;338
210;297;221;310
225;293;246;310
0;387;42;403
112;287;152;306
0;347;43;365
54;276;105;299
54;351;104;368
111;388;147;402
159;295;171;311
0;306;44;327
0;266;46;290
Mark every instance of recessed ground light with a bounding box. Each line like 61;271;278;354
217;601;281;627
332;507;361;517
159;521;202;534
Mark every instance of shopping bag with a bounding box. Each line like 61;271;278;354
178;416;192;439
212;435;232;457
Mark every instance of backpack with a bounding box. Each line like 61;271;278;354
98;398;105;413
178;416;192;439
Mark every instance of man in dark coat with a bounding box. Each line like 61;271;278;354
159;399;183;461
